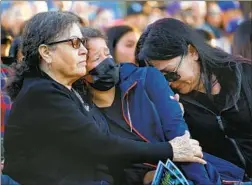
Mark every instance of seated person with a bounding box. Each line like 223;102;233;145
3;11;204;185
75;27;245;185
136;18;252;180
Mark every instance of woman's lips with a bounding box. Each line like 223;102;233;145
79;60;86;65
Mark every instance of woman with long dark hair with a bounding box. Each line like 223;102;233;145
136;18;252;179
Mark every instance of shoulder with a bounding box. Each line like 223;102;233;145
145;66;164;78
120;63;162;79
142;67;167;86
143;67;170;92
119;64;167;90
19;77;71;102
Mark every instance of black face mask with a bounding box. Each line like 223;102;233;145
88;58;120;91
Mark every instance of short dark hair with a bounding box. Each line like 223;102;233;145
80;26;107;41
7;11;79;100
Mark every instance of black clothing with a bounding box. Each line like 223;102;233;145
99;87;152;185
3;73;173;185
100;87;142;142
180;63;252;177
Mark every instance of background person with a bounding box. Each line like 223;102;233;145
106;25;140;64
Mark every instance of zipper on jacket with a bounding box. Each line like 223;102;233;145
126;95;133;132
121;81;149;142
216;116;246;168
182;97;247;168
121;82;157;168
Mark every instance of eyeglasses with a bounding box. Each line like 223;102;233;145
162;55;184;82
46;37;87;49
145;55;184;82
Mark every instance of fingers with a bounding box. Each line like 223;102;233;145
143;170;156;185
170;94;180;101
190;156;207;165
178;102;184;115
174;93;180;101
194;149;203;158
190;139;199;146
192;144;203;157
170;95;175;100
190;138;203;158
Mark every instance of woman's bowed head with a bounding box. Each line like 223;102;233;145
135;17;252;177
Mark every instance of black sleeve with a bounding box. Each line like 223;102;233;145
28;84;173;164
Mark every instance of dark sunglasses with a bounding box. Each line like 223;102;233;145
46;37;87;49
162;55;184;82
145;55;184;82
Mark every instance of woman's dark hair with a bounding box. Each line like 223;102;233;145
80;26;107;41
9;36;22;60
135;18;252;113
232;19;252;60
7;11;79;101
106;25;134;61
68;11;87;27
196;29;214;43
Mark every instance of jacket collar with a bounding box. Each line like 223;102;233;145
119;63;139;95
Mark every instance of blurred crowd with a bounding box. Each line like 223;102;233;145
1;1;252;62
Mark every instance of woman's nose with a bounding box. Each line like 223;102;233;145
79;45;88;55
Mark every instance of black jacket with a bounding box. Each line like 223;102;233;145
3;73;173;185
180;62;252;177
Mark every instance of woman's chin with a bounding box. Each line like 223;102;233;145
177;87;192;94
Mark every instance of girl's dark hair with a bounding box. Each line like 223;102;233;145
7;11;79;101
232;19;252;60
106;25;134;62
135;18;252;113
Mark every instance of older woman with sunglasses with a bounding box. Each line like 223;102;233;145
136;18;252;180
2;12;206;185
